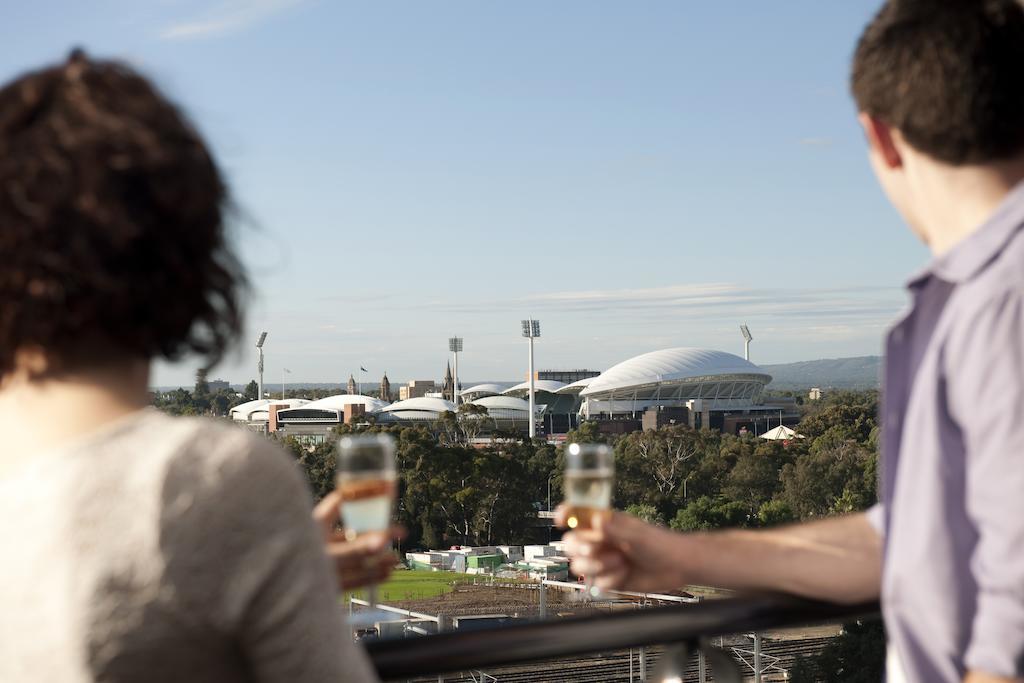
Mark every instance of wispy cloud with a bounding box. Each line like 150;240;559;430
411;281;906;328
799;137;834;147
160;0;306;41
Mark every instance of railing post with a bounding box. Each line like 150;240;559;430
639;646;647;681
753;632;762;683
539;582;547;619
698;646;707;683
629;648;634;682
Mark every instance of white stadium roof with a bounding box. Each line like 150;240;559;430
229;398;311;421
503;380;568;396
460;383;508;398
581;347;770;397
379;397;456;415
299;394;390;413
555;376;597;395
470;395;534;412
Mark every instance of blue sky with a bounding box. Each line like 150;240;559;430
2;0;926;388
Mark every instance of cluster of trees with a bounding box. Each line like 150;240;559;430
279;422;556;549
152;373;258;417
277;390;880;548
559;390;879;533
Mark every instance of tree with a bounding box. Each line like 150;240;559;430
194;368;210;397
670;496;749;532
757;499;796;527
798;391;878;446
779;443;876;519
625;503;665;526
565;421;606;445
722;452;781;515
244;380;259;401
788;620;885;683
615;426;710;519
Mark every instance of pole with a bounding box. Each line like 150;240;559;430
539;582;547;619
528;333;536;439
698;647;707;682
547;474;553;511
281;367;285;400
453;349;459;408
754;632;762;683
257;348;264;400
638;646;646;682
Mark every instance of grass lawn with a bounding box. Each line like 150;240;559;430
346;569;520;601
346;569;471;601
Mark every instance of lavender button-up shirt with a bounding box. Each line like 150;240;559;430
872;182;1024;681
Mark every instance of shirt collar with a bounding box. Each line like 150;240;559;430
907;179;1024;290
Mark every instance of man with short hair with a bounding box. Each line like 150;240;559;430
561;2;1024;681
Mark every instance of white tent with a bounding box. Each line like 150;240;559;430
759;425;804;440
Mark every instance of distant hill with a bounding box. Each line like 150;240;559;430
761;356;881;390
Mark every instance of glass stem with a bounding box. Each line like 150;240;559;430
368;583;379;610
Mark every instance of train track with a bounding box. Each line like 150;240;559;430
398;636;835;682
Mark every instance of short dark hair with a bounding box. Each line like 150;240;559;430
0;50;245;378
851;0;1024;165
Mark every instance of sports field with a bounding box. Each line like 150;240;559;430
347;568;530;601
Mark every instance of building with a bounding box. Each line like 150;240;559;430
809;387;823;401
208;379;230;392
399;380;436;401
442;362;454;402
536;369;601;384
580;347;795;434
376;396;455;424
459;383;508;402
503;380;580;434
380;373;392;402
274;394;390;445
347;374;357;395
228;398;311;433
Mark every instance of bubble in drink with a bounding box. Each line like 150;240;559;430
564;506;611;530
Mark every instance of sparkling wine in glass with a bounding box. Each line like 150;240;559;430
564;442;614;599
337;433;396;626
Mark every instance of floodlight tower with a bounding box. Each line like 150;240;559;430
740;324;753;361
255;331;268;399
449;337;463;408
521;319;541;439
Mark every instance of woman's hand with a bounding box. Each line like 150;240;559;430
556;504;689;593
313;491;406;591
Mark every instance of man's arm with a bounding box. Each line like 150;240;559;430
560;509;882;604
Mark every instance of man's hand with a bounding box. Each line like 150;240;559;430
313;491;406;591
556;504;686;593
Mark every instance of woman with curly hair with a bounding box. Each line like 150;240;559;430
0;50;380;682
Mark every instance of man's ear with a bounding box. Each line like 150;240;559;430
859;112;902;169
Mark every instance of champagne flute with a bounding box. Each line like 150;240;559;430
564;442;614;600
337;433;396;627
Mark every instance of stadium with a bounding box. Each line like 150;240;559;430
230;345;794;441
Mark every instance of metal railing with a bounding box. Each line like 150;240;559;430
364;593;879;680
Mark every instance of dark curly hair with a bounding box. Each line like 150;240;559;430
0;49;245;378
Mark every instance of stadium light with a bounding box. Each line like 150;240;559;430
449;337;463;408
255;331;268;399
521;320;540;438
740;324;753;361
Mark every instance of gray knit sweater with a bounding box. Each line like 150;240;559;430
0;409;377;682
